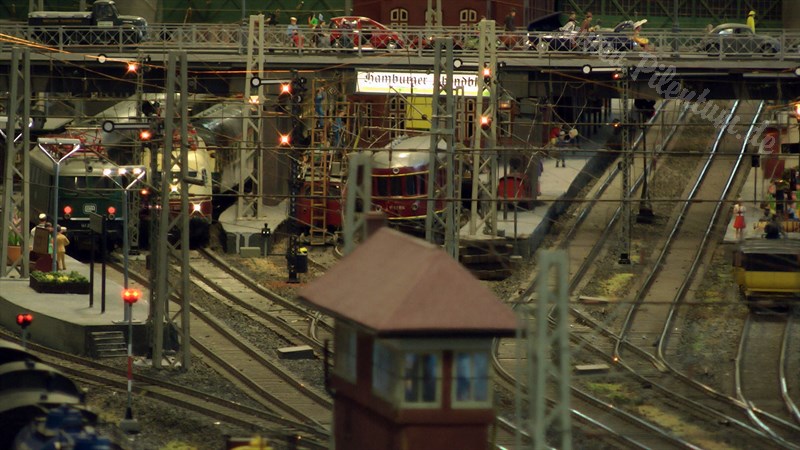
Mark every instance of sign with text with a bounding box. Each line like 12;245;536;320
355;71;487;96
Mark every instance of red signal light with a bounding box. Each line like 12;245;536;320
280;83;292;95
480;115;491;130
482;65;491;83
279;134;291;146
16;313;33;329
122;288;141;304
127;62;138;73
107;206;116;220
139;129;152;141
63;205;73;219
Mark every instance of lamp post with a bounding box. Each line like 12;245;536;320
120;287;141;434
37;138;82;273
104;166;146;320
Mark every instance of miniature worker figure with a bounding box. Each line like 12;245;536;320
746;10;756;32
732;198;746;240
554;130;568;167
314;87;325;128
332;108;346;147
632;20;649;50
56;226;69;271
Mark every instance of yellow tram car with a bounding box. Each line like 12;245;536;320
732;238;800;308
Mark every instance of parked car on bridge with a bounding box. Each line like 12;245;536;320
526;12;578;51
585;20;646;53
698;23;780;55
328;16;402;50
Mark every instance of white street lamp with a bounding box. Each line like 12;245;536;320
37;138;82;273
104;166;146;315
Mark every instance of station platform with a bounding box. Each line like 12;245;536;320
215;147;601;270
723;165;800;243
0;255;149;356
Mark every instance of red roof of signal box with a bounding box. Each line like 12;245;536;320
298;227;518;337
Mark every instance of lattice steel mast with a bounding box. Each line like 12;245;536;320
151;52;192;370
238;14;265;219
468;19;498;237
619;75;631;264
1;47;31;279
425;39;459;258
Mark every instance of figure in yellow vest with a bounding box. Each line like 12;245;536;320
746;10;755;32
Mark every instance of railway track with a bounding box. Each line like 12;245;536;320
494;100;800;448
118;251;334;429
737;313;800;428
193;248;334;354
493;100;700;449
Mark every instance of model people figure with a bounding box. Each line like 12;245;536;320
732;198;746;240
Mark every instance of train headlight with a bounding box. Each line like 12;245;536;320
411;201;419;211
192;203;202;213
170;184;179;193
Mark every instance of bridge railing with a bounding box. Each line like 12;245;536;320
2;22;800;62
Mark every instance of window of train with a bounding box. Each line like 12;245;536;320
335;324;357;382
390;176;403;196
375;177;389;197
452;351;490;406
63;175;116;191
746;253;799;271
405;174;418;196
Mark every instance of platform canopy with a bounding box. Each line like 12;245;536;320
298;227;518;337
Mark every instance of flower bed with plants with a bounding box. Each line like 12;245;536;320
29;271;90;294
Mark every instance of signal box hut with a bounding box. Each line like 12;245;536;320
298;227;518;450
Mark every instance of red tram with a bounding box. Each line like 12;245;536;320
370;135;446;224
294;135;446;233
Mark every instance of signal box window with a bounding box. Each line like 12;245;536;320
453;351;490;406
403;352;439;404
372;341;441;406
335;324;357;382
372;341;395;399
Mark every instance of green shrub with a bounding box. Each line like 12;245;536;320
30;270;89;284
